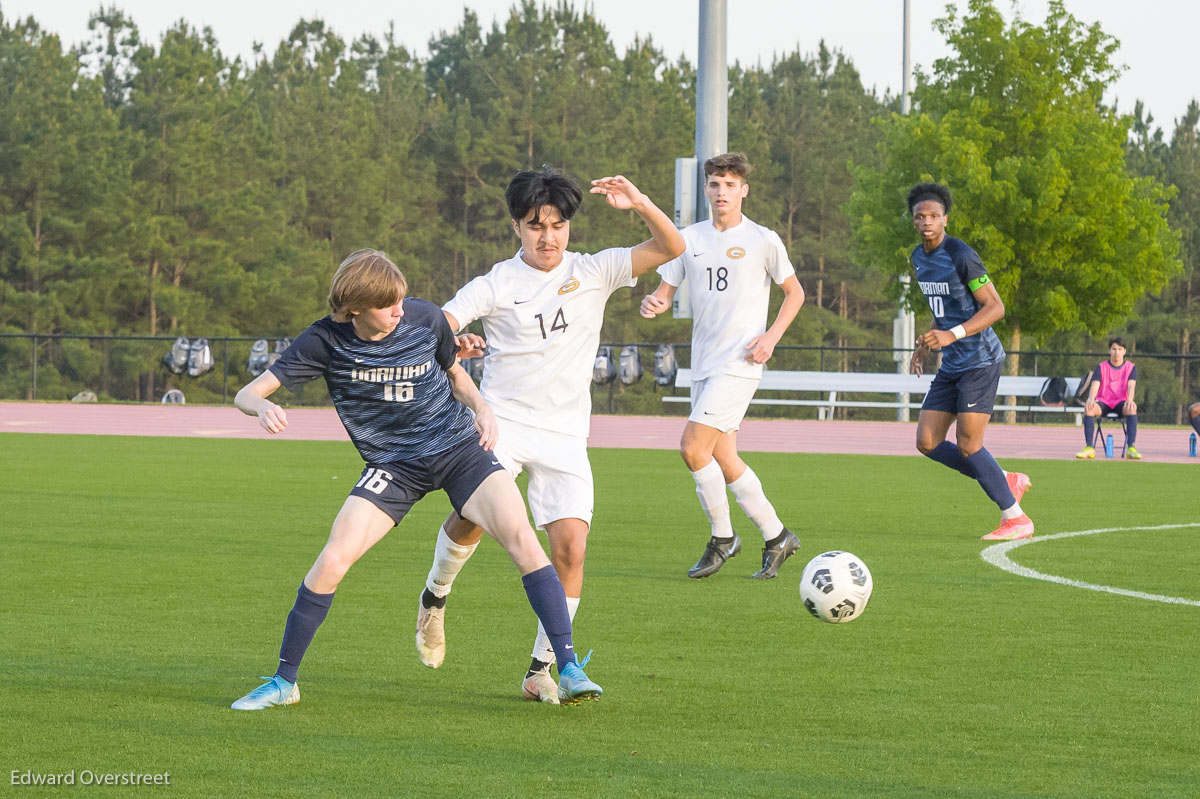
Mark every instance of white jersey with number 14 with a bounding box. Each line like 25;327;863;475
443;247;634;437
658;217;795;381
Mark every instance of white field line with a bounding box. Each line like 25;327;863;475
980;523;1200;606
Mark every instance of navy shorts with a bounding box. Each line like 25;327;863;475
348;436;506;525
922;361;1003;416
1096;401;1134;417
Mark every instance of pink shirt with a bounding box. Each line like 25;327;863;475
1095;360;1134;407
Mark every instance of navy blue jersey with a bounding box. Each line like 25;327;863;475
269;299;477;462
911;235;1005;373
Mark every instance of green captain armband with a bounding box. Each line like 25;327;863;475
967;274;991;292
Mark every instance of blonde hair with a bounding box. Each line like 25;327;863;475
328;249;408;322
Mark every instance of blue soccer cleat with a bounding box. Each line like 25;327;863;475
557;651;602;705
231;675;300;711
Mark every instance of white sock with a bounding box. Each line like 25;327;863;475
532;595;580;665
727;466;784;541
691;460;735;539
424;524;479;598
1001;502;1024;520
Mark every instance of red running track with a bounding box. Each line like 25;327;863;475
2;401;1196;463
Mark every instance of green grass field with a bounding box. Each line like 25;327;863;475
3;433;1198;798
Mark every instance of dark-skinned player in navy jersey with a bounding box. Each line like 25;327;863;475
907;183;1034;541
229;249;601;709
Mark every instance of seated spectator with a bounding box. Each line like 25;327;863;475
1077;337;1141;459
1190;402;1200;440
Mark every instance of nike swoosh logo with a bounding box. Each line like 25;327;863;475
703;411;715;415
692;252;705;257
514;299;533;305
967;402;978;408
490;460;501;466
354;358;362;363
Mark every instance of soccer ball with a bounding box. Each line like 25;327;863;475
799;551;873;624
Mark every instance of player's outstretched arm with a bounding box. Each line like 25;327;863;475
640;280;677;319
235;371;288;434
446;362;498;451
745;276;805;364
589;175;685;277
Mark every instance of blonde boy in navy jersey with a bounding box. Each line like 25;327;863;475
641;153;806;580
229;249;601;709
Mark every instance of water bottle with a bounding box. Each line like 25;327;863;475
1104;434;1114;458
1190;432;1197;457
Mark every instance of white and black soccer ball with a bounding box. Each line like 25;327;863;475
799;551;873;624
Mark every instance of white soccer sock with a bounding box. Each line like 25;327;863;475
424;523;479;598
691;460;735;539
532;595;580;664
727;466;785;541
1001;502;1024;520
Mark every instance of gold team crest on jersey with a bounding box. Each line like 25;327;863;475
558;277;580;294
726;246;746;259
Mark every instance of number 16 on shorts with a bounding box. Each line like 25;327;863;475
355;468;393;494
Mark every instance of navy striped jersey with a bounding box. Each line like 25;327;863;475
910;235;1005;373
269;299;477;462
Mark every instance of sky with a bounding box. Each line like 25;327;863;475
4;0;1197;130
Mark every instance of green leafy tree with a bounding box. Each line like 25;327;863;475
846;0;1180;384
1129;101;1200;421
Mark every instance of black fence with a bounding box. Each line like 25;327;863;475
1;333;1197;425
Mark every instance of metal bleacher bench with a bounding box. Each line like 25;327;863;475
664;369;1082;422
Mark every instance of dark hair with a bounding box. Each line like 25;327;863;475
704;152;752;180
1108;337;1127;349
506;168;583;224
907;182;952;215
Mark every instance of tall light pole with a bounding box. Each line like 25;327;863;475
674;0;727;318
893;0;917;420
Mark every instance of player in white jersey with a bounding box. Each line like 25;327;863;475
415;167;685;703
641;153;806;580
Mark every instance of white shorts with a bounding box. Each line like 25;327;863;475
688;373;760;434
492;416;594;529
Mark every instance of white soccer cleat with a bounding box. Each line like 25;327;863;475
521;666;560;705
415;593;446;669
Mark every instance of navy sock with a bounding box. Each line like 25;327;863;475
1125;415;1137;446
1192;414;1200;435
964;448;1016;511
276;583;335;684
521;565;576;668
923;441;976;478
1083;416;1095;447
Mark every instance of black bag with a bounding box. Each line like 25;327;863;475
618;345;643;385
1039;376;1069;406
653;344;677;387
1071;370;1094;406
592;346;616;385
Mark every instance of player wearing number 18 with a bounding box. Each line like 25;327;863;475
229;249;600;710
641;153;806;580
907;182;1034;542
